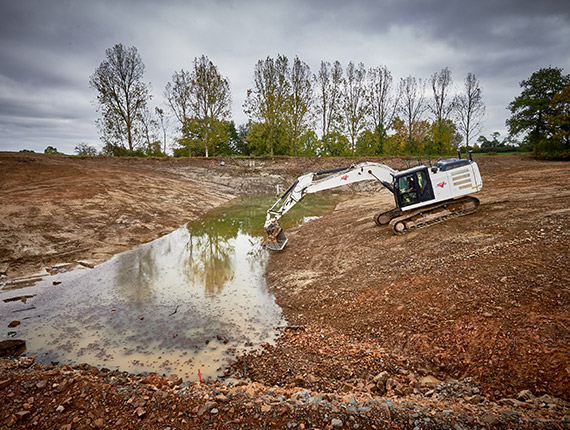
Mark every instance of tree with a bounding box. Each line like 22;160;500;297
75;143;98;156
188;55;232;157
543;85;570;156
426;119;459;155
315;60;344;140
367;65;398;154
176;117;230;157
506;67;570;153
355;129;381;156
89;43;151;152
342;61;368;153
398;75;427;153
455;73;485;149
164;69;192;128
155;107;168;154
430;67;454;125
287;56;314;155
244;55;291;156
44;146;59;154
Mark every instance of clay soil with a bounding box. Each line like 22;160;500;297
0;151;569;429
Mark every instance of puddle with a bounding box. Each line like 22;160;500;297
0;193;341;381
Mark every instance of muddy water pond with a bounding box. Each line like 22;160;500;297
0;193;341;381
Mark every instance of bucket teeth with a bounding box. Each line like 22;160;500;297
265;221;288;251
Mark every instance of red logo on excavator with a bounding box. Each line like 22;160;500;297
437;181;446;188
341;174;348;181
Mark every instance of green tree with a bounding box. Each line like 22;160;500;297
44;146;59;154
542;85;570;157
506;67;570;154
189;55;232;157
298;130;320;156
426;119;458;155
176;117;230;157
89;43;151;153
355;129;381;156
320;131;350;156
244;55;291;156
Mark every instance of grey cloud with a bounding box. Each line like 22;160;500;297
0;0;569;153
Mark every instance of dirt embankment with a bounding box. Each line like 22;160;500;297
1;152;569;429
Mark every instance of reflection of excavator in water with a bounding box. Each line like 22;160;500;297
264;154;483;251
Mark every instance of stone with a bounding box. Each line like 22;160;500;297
141;373;167;388
136;407;146;417
198;401;217;416
8;321;20;328
167;374;183;386
94;418;105;428
0;339;26;357
481;413;499;426
373;371;389;386
385;378;398;391
18;357;34;368
331;418;343;427
517;389;534;402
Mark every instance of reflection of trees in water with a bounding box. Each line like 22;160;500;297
185;230;233;296
183;212;255;296
114;246;159;308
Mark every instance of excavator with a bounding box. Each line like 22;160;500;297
264;154;483;250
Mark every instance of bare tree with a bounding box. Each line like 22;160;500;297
288;56;314;155
398;75;427;152
89;43;151;152
189;55;232;157
430;67;454;125
367;65;399;142
455;73;485;148
315;60;344;139
164;69;192;128
342;61;368;152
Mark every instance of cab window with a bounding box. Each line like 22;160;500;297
398;174;419;206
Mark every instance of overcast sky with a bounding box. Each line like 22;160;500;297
1;0;569;154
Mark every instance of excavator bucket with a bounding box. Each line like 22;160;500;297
264;220;288;251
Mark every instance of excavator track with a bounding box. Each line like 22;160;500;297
386;196;480;235
374;208;402;226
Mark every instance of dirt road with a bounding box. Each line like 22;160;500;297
1;152;569;428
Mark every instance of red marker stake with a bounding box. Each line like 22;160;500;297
198;368;203;382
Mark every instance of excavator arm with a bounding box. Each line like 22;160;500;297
264;162;397;250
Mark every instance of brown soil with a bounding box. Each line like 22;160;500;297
1;152;569;429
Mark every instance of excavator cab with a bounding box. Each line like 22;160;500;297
394;166;435;209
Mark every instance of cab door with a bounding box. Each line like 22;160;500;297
395;167;435;209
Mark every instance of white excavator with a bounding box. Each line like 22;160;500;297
264;154;483;250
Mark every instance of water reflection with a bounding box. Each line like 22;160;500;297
0;193;342;381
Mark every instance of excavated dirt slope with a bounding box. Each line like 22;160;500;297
0;152;569;429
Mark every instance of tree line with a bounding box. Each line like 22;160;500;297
87;43;568;159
